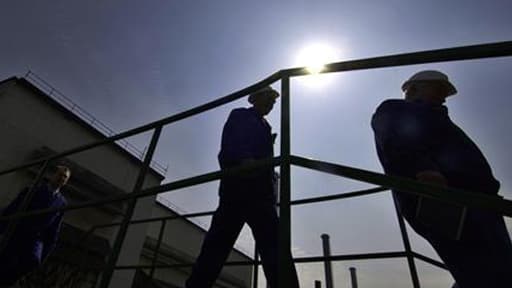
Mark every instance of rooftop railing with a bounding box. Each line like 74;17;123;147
24;70;169;175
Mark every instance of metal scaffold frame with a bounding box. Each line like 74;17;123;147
1;41;512;288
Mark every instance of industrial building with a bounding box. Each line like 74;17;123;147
0;76;252;288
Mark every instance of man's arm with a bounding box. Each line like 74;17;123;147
415;170;447;186
1;188;29;215
1;188;30;233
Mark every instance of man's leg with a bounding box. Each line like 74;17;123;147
0;251;39;287
423;210;512;288
185;199;245;288
489;214;512;281
0;254;19;287
247;202;300;288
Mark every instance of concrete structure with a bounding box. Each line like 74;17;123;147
0;76;252;288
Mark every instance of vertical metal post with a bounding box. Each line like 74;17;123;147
98;126;163;288
0;160;49;255
392;196;420;288
349;267;358;288
75;250;89;287
150;219;167;280
76;227;97;288
315;280;322;288
321;234;334;288
279;76;292;288
253;244;259;288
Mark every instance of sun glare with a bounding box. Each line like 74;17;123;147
295;43;340;88
296;43;338;74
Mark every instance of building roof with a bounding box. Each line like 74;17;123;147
0;76;165;181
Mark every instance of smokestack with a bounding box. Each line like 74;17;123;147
349;267;358;288
321;234;334;288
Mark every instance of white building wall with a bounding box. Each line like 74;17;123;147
0;78;161;288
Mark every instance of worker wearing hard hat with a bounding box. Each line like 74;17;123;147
186;86;300;288
371;70;512;287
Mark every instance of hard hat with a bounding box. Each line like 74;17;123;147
402;70;457;96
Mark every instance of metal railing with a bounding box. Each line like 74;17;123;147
0;40;511;288
24;71;169;175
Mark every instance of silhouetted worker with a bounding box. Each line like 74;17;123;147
185;86;300;288
372;70;512;287
0;165;71;287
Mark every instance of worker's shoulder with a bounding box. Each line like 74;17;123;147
230;107;251;114
375;99;408;111
376;99;419;115
228;107;253;118
372;99;411;125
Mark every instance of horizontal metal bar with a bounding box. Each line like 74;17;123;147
0;73;281;177
412;252;447;270
5;153;512;223
289;186;389;206
0;157;281;222
290;155;512;217
283;41;512;77
41;187;382;242
294;251;407;263
94;210;216;230
90;187;389;231
85;251;408;271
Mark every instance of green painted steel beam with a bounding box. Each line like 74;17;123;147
291;155;512;217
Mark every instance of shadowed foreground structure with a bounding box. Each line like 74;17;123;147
0;41;511;287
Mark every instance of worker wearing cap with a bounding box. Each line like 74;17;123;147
186;86;300;288
371;70;512;287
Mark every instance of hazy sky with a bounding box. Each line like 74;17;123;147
1;1;512;287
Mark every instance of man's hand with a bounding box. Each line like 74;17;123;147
416;170;447;187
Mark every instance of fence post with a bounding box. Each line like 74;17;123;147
98;125;162;288
393;196;420;288
149;219;167;280
253;244;259;288
279;75;292;288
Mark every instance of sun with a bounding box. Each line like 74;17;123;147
296;43;338;74
294;43;340;88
